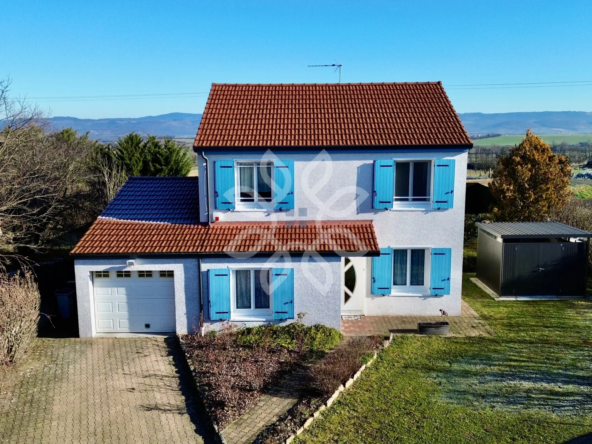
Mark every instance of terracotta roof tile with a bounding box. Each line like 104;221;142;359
194;82;472;149
71;219;379;255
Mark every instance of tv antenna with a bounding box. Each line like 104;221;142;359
308;63;342;83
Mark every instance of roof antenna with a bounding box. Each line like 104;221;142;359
308;63;342;83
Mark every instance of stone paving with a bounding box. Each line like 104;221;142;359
341;299;494;337
0;337;215;444
221;364;310;444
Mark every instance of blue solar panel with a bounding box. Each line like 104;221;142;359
100;177;200;224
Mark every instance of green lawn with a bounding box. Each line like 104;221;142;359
473;134;592;147
296;275;592;444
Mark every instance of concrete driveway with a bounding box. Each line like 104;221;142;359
0;337;215;443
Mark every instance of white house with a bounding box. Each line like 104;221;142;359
72;82;472;337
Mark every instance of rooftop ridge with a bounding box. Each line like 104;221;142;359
210;81;443;86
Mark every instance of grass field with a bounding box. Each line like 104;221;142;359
296;274;592;444
473;134;592;147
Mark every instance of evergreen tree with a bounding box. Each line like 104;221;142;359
111;133;192;177
113;133;145;176
490;129;572;221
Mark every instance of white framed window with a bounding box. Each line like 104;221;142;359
94;271;110;278
231;269;272;319
236;162;273;209
159;270;174;278
392;248;429;293
394;160;431;207
138;271;153;278
116;271;131;278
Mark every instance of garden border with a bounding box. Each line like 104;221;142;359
178;335;227;444
284;333;394;444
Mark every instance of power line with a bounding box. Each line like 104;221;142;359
448;80;592;87
22;91;210;103
18;79;592;103
446;80;592;90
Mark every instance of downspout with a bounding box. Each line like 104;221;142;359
198;256;205;336
201;151;212;226
199;151;210;336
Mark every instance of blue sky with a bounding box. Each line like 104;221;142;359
3;0;592;118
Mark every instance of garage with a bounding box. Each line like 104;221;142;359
93;270;176;333
476;222;591;298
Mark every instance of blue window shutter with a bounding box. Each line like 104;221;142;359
274;160;294;211
272;268;294;320
430;248;452;296
214;161;235;210
371;248;393;295
209;269;230;320
433;159;455;210
373;160;394;210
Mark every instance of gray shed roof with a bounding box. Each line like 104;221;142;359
476;222;592;239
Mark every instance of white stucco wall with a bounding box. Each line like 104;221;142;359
198;149;468;316
200;255;342;331
74;257;200;337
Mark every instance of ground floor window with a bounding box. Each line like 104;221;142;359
393;249;427;289
233;269;272;317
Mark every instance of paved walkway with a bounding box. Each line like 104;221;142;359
342;299;494;337
0;337;215;444
221;364;310;444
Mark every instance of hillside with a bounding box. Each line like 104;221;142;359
48;113;202;142
46;111;592;141
459;111;592;135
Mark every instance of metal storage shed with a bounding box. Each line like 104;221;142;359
475;222;591;297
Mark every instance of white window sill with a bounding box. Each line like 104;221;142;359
389;293;432;297
390;287;430;297
390;204;432;211
231;316;274;322
233;208;271;212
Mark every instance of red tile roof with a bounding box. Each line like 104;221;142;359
193;82;472;149
70;219;208;255
71;219;379;255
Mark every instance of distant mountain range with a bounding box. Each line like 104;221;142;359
459;111;592;136
46;111;592;142
48;113;202;142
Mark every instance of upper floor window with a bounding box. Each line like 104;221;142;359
237;162;273;206
215;159;294;212
395;161;431;203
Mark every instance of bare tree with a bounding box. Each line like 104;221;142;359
89;145;127;206
0;79;101;264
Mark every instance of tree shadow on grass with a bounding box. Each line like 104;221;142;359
564;432;592;443
163;336;218;443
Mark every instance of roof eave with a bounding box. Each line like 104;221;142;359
193;143;473;152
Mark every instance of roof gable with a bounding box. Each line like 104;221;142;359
193;82;472;149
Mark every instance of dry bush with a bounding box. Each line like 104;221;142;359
552;199;592;271
182;327;307;428
307;336;381;397
0;271;40;366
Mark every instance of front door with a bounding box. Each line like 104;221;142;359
341;257;367;314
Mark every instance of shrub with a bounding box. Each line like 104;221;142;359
307;336;381;397
552;199;592;272
182;323;342;427
464;213;491;243
235;323;342;352
0;272;40;366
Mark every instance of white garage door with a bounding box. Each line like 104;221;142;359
93;270;176;333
